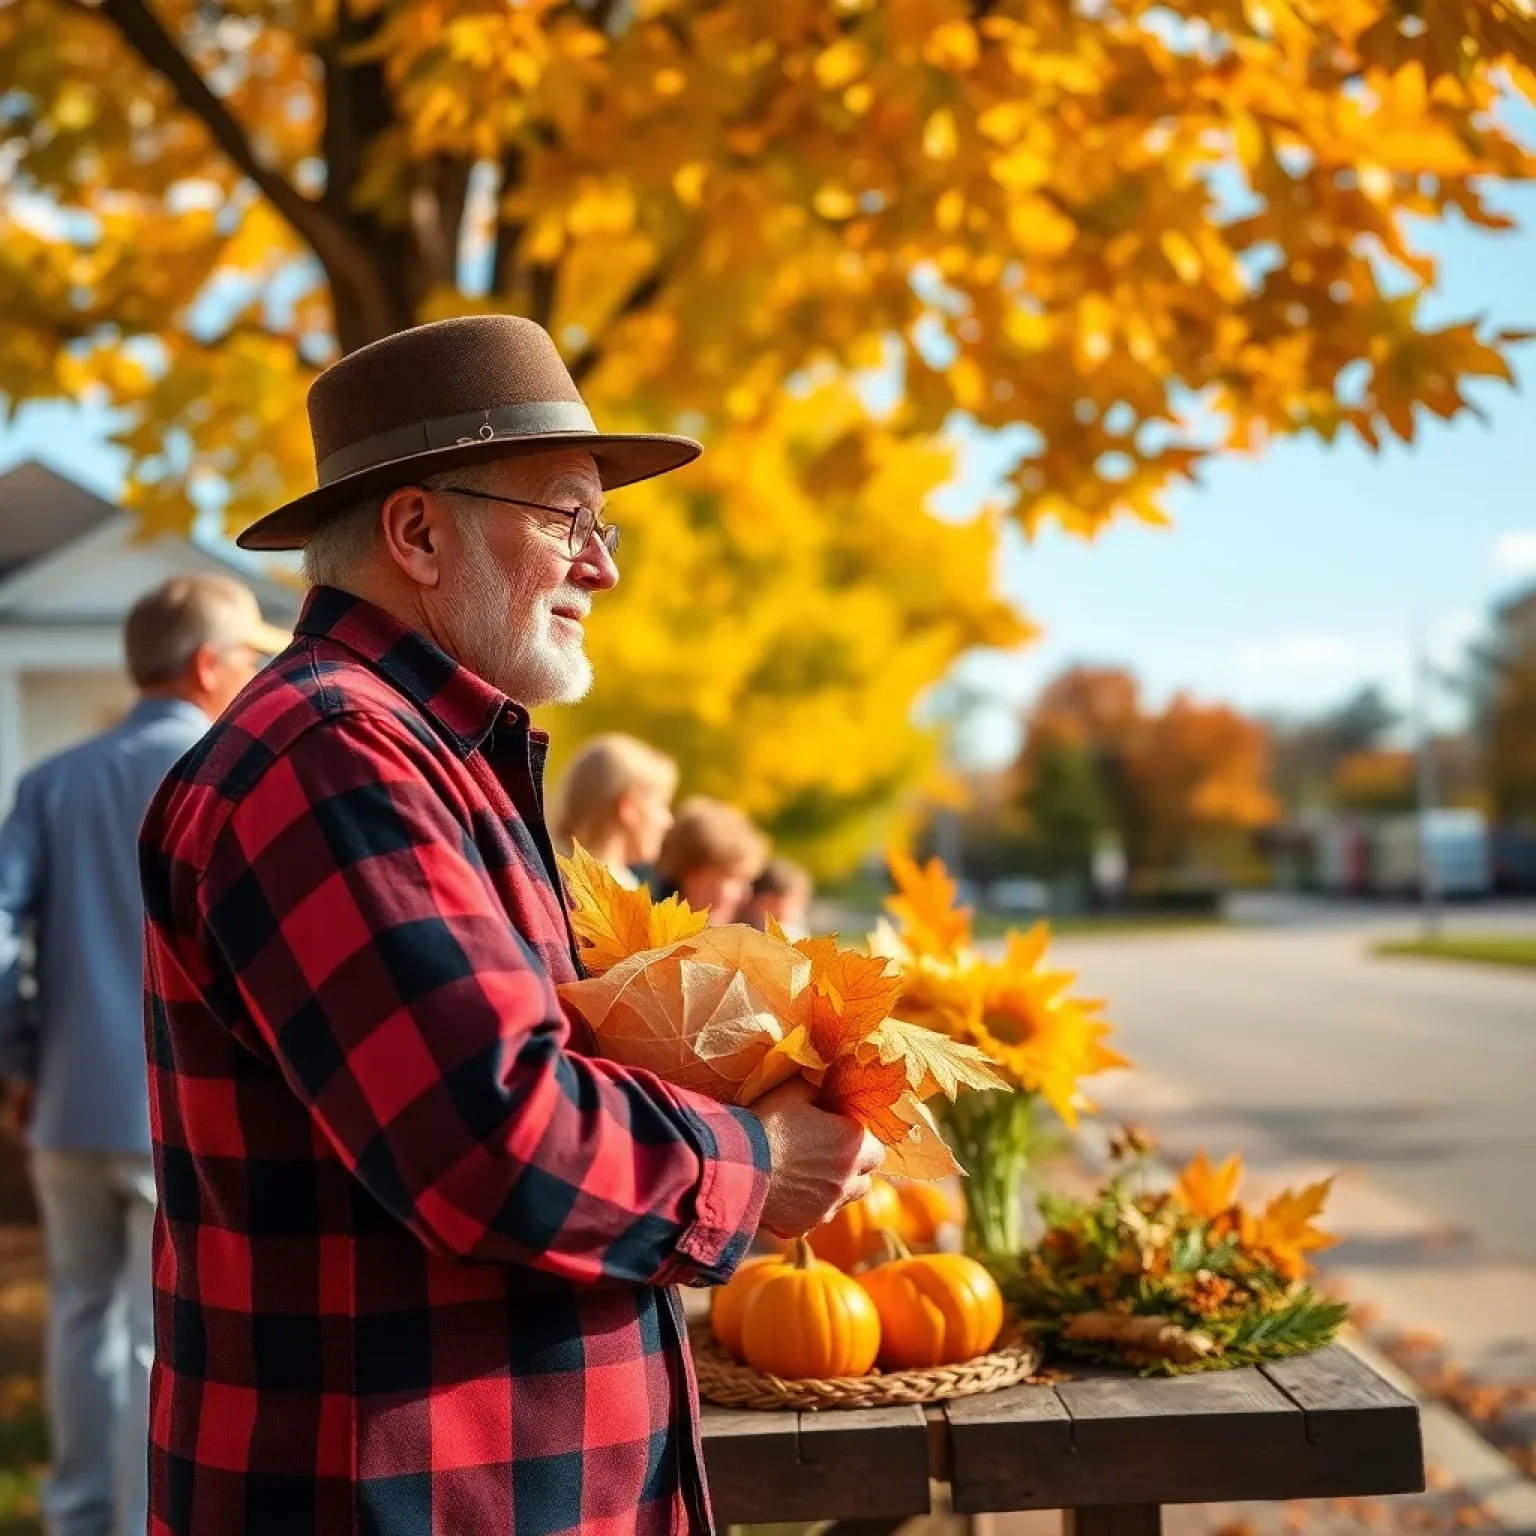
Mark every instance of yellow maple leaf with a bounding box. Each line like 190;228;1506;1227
558;841;707;975
870;1015;1008;1100
736;1024;826;1106
1173;1150;1245;1221
1242;1179;1337;1282
884;848;974;964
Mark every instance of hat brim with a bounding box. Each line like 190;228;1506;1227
234;430;703;552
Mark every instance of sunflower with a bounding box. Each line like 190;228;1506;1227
960;927;1127;1126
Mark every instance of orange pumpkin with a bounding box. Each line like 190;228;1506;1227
710;1255;782;1361
739;1238;881;1379
806;1176;902;1270
894;1180;964;1247
857;1233;1005;1370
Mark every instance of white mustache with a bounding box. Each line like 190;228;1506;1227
548;590;592;620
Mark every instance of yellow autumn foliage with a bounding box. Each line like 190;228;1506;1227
4;0;1535;867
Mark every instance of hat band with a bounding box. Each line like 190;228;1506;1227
317;400;600;485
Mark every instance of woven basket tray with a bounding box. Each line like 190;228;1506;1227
690;1322;1044;1411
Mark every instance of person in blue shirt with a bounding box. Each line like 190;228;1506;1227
0;572;287;1536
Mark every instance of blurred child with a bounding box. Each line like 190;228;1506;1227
743;856;814;940
552;734;678;890
652;798;768;926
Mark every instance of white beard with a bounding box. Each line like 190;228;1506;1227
452;510;594;707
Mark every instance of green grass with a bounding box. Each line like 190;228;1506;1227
1374;935;1536;971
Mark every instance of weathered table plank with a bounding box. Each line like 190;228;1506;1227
948;1354;1424;1512
705;1347;1424;1522
702;1402;930;1526
1262;1346;1424;1494
946;1382;1075;1511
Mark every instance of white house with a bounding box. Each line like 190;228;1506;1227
0;460;301;811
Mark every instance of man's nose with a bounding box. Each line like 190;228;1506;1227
572;533;619;590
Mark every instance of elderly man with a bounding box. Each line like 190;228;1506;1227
138;315;880;1536
0;574;286;1536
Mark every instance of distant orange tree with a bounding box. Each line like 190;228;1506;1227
1331;748;1418;813
1019;666;1278;883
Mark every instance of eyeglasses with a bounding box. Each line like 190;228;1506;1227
433;486;621;559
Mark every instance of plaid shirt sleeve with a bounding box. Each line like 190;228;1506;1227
195;707;770;1289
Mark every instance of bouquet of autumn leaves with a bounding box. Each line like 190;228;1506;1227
555;846;1006;1180
994;1143;1348;1375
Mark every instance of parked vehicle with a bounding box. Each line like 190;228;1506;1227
1371;809;1491;899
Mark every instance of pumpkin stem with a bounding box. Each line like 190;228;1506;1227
873;1226;913;1265
790;1236;816;1270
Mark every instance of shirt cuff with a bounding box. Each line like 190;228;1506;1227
657;1096;771;1288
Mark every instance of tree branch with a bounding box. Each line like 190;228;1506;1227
490;148;525;297
528;263;559;330
94;0;398;343
568;258;671;384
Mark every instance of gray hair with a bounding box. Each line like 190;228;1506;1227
300;461;506;588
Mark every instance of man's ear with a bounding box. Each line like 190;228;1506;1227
613;787;640;833
189;643;222;695
380;486;445;588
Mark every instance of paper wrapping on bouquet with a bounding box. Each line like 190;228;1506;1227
559;926;813;1102
558;925;986;1180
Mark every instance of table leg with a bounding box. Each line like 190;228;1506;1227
1065;1507;1163;1536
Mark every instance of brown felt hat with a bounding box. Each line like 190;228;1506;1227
235;314;703;551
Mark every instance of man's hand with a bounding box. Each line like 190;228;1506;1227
751;1078;885;1239
1;1080;34;1147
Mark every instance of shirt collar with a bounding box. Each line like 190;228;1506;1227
126;696;211;730
295;586;522;756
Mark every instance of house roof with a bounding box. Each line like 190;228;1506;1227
0;459;301;627
0;461;119;579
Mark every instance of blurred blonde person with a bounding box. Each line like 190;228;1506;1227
744;857;814;941
653;798;768;926
553;735;678;890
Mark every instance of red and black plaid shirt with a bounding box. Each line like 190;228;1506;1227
139;587;770;1536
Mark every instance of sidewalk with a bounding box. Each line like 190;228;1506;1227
1089;1067;1536;1533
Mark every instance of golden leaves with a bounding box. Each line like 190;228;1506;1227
558;842;707;976
1172;1151;1245;1222
876;849;1127;1128
1243;1180;1338;1282
870;1015;1008;1100
556;851;1001;1175
797;937;906;1063
883;848;973;965
1171;1152;1337;1280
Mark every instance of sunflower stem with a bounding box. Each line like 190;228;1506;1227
940;1092;1038;1259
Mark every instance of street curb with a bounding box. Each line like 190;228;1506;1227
1072;1121;1536;1531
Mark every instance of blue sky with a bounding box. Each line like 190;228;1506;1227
4;175;1534;773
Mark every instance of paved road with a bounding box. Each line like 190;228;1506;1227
1051;908;1536;1263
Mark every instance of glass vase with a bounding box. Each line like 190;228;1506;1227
940;1091;1038;1259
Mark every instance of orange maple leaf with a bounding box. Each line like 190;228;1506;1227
558;842;707;975
819;1052;911;1145
1242;1179;1337;1281
1173;1151;1245;1222
794;937;904;1062
884;848;973;963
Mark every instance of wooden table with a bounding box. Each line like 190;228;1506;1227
702;1345;1424;1534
